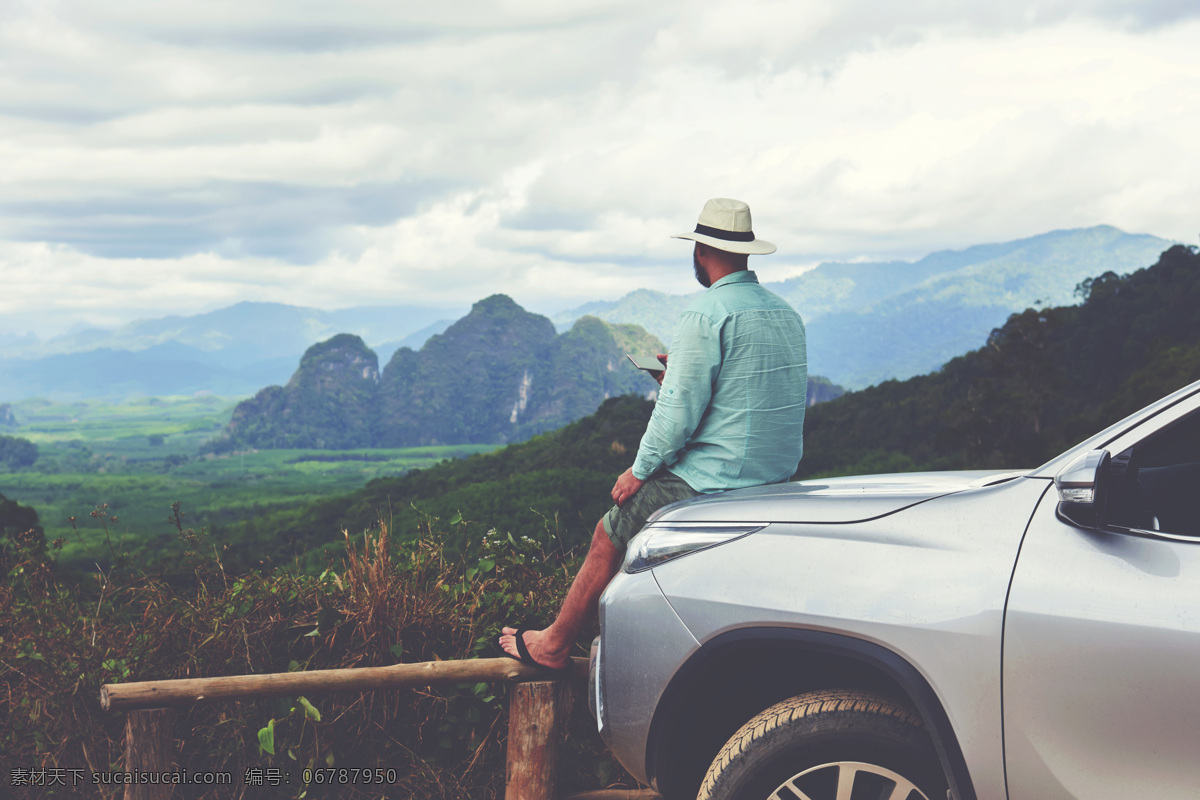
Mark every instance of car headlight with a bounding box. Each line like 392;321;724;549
623;523;766;573
589;635;603;731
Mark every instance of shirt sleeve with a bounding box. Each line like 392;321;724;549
631;310;721;480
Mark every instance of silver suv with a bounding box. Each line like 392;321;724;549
589;379;1200;800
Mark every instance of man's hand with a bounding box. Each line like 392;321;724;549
611;467;645;507
653;353;668;386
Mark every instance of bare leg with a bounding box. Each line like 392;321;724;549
499;518;623;669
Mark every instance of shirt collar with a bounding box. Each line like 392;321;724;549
709;270;759;290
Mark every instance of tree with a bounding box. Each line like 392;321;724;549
0;435;38;470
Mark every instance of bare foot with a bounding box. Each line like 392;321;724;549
498;626;572;670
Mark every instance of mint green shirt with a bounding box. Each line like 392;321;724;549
632;270;807;493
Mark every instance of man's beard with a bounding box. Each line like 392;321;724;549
693;252;711;287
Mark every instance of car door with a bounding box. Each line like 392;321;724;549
1003;395;1200;799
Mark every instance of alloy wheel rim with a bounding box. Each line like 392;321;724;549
768;760;931;800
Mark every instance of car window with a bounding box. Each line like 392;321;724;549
1107;409;1200;536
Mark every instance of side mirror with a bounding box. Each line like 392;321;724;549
1054;449;1110;529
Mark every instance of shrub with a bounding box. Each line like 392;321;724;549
1;509;635;799
0;434;38;470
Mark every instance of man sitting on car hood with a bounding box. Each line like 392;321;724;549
499;197;809;671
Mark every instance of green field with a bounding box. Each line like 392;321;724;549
0;396;499;570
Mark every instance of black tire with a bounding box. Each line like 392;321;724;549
696;689;949;800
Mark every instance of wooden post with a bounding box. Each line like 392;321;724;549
124;708;173;800
505;680;574;800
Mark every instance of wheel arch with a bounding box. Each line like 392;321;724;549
645;627;977;800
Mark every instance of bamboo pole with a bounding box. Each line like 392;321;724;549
124;709;173;800
560;792;661;800
505;680;574;800
101;657;587;712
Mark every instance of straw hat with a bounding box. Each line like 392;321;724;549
672;198;776;255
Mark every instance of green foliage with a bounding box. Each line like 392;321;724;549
0;434;38;469
1;491;48;580
1;512;635;799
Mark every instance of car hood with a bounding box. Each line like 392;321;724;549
649;470;1028;525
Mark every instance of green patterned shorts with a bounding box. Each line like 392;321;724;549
602;471;700;551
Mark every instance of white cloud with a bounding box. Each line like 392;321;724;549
2;1;1199;335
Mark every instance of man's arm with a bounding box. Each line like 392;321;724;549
630;312;720;480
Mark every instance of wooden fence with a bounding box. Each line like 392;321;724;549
100;657;657;800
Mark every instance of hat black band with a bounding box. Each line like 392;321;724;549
694;223;755;242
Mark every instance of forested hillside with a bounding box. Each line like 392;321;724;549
798;244;1200;477
214;334;382;449
376;296;662;447
216;395;655;571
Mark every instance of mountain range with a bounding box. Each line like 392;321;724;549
0;302;462;401
554;226;1173;388
207;296;669;450
0;225;1175;401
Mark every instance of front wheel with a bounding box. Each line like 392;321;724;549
697;689;948;800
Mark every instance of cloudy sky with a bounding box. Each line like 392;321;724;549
3;0;1198;336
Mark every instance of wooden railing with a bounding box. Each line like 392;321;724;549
101;657;656;800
